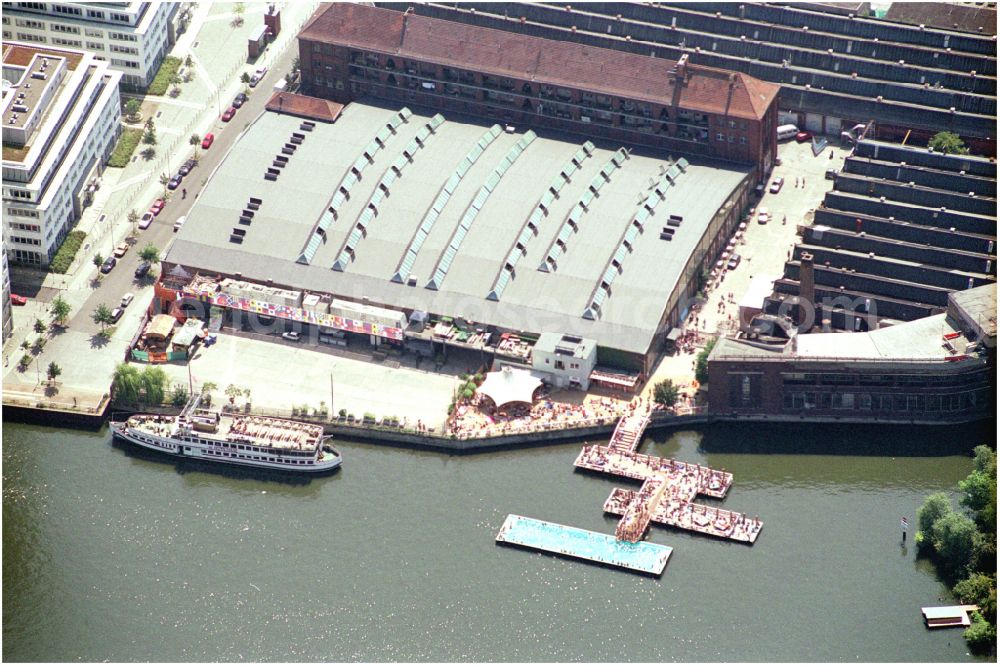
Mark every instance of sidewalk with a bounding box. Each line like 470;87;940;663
640;139;853;400
3;0;321;400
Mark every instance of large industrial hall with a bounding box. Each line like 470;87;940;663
159;101;753;375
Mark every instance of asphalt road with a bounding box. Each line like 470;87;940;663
70;40;299;335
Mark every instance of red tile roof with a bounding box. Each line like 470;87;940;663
265;92;343;123
299;4;779;121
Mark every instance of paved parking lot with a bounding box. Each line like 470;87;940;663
157;333;462;428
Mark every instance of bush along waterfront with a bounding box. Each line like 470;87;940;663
916;445;997;656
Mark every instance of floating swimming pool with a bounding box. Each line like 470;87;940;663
495;514;672;575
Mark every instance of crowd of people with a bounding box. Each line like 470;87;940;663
448;392;629;439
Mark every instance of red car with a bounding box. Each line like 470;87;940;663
795;131;813;143
201;133;215;149
221;106;236;122
10;293;27;306
149;198;165;216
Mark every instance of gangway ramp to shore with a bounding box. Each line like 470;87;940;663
495;514;672;575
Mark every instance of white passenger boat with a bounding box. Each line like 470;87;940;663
109;402;342;473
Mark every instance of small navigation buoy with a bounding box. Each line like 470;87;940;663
901;516;909;543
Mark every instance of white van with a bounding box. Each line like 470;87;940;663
777;124;799;141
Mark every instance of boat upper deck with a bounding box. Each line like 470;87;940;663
127;413;325;452
211;414;324;451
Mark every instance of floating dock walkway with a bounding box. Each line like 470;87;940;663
604;488;762;543
496;407;762;574
496;514;672;575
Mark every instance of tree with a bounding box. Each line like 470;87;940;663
185;54;194;68
158;172;170;196
33;318;47;335
189;133;201;147
139;366;167;405
124;98;141;122
144;116;155;130
112;363;141;404
652;379;680;408
50;295;71;327
92;303;114;333
170;383;190;407
18;354;33;371
964;612;996;656
46;362;61;384
225;384;243;404
932;512;978;579
954;573;998;626
240;71;251;84
142;127;157;145
231;2;245;27
292;55;301;72
917;492;953;544
694;337;717;385
92;252;105;269
200;381;218;406
139;243;161;264
961;446;997;532
929;131;970;155
127;208;140;237
140;146;156;160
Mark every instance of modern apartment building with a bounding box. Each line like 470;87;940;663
298;3;780;178
2;43;122;266
2;1;179;89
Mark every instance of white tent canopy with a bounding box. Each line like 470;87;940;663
477;366;543;407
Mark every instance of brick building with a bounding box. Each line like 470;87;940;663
297;3;780;178
706;285;996;425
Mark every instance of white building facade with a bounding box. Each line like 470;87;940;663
2;43;122;266
2;1;179;90
2;241;12;341
531;332;598;390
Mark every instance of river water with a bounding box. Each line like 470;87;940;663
2;420;990;662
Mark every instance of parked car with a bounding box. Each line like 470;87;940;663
10;293;27;306
757;206;770;224
795;131;813;143
110;307;124;323
249;67;267;87
221;106;236;122
232;92;248;108
769;177;784;194
281;331;301;342
150;198;165;215
113;241;129;258
825;168;839;180
178;159;197;176
173;215;187;232
120;292;134;308
138;211;154;229
100;256;117;274
134;261;151;278
167;174;183;190
727;254;742;270
201;133;215;149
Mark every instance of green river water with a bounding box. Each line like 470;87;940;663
2;420;992;662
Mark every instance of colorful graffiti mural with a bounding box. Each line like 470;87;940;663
181;286;405;341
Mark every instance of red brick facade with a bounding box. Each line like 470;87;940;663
296;4;779;177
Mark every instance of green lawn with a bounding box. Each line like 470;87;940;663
107;128;142;168
49;230;87;274
147;55;182;96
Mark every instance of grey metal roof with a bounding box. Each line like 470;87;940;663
167;104;748;354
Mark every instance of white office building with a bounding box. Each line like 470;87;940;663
2;241;12;340
2;1;180;90
2;42;122;266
